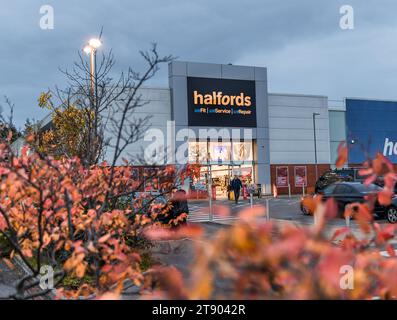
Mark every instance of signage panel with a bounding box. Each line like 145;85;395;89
276;166;289;187
294;166;307;187
346;99;397;164
187;77;257;127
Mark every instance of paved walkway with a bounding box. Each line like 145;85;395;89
0;259;24;299
187;196;301;222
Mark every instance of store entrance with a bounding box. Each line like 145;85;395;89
207;165;232;199
199;164;253;199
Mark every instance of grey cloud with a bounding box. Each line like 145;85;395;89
1;0;397;127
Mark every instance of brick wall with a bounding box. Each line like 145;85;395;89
270;164;331;195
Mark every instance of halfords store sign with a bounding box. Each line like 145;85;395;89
168;61;331;196
346;99;397;164
187;77;257;127
169;61;271;193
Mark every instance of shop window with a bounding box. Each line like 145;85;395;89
232;141;253;162
188;141;208;164
209;141;231;163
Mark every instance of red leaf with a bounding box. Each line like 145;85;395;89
378;189;393;206
384;173;397;190
354;204;373;233
363;174;377;186
386;244;396;257
331;227;351;241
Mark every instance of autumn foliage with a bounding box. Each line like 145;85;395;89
0;137;181;299
141;142;397;300
1;136;397;300
30;93;97;161
143;201;397;300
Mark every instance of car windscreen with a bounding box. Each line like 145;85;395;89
354;184;382;193
336;170;354;178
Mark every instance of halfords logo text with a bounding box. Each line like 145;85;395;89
193;91;252;107
383;138;397;156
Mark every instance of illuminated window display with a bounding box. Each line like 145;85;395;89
209;141;232;163
188;141;208;163
188;141;253;164
232;141;253;162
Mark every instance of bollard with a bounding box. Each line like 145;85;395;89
302;185;305;196
266;198;270;221
209;191;213;221
250;193;253;209
345;215;350;228
288;184;291;198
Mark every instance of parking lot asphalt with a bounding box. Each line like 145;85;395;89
187;195;392;230
187;196;397;254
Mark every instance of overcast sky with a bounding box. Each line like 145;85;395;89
1;0;397;127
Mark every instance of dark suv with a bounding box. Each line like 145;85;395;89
315;168;397;194
317;182;397;223
315;169;359;193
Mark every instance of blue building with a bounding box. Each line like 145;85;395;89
329;98;397;166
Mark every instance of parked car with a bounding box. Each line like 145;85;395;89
373;176;397;193
301;182;397;223
314;168;368;193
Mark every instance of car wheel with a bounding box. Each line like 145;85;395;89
386;206;397;224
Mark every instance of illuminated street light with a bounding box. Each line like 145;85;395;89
83;38;102;103
83;45;92;55
88;38;102;49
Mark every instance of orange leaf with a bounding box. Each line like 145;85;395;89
98;234;111;244
97;292;120;300
378;189;393;206
75;263;86;278
335;141;348;168
239;205;265;221
175;224;203;239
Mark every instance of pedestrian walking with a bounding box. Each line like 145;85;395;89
230;175;243;204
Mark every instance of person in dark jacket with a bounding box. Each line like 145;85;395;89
162;188;189;227
230;175;243;204
172;189;189;224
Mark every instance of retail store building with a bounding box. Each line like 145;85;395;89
15;61;394;197
104;61;333;197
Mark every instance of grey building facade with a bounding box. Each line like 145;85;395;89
14;60;349;196
168;61;272;193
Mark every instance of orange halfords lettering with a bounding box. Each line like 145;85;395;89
244;96;251;107
193;90;252;107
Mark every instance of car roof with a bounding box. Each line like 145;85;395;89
334;181;379;188
337;182;363;185
332;182;369;187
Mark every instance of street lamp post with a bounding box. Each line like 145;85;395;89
83;38;102;103
313;112;320;182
